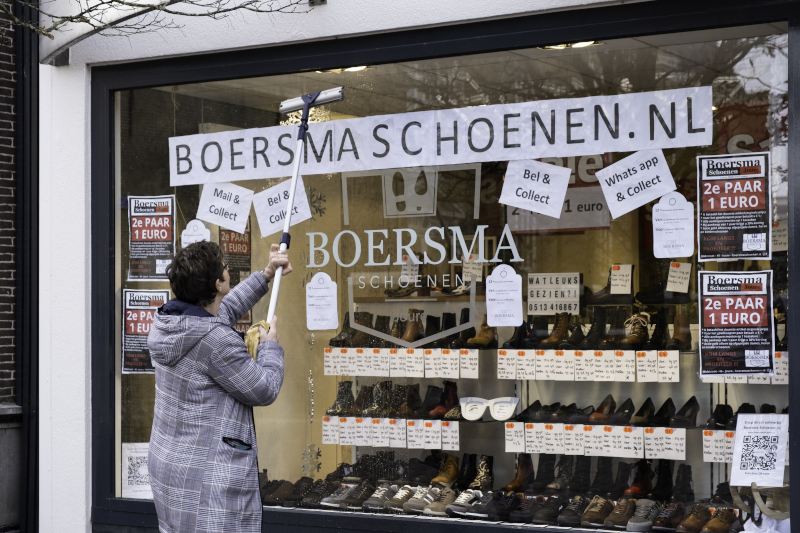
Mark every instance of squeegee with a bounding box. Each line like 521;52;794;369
266;87;345;322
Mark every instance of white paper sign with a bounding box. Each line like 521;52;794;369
536;349;556;381
574;350;592;381
543;423;566;454
497;349;516;379
405;349;425;377
516;349;537;380
339;417;356;446
500;159;571;219
644;427;686;460
703;430;735;463
122;443;154;499
373;418;391;448
196;182;253;233
252;176;312;238
389;348;406;377
462;253;484;282
610;264;633;294
441;421;460;451
597;351;616;381
564;424;585;455
438;349;461;379
666;262;692;293
658;350;680;383
773;351;789;385
354;416;371;446
552;349;575;381
527;272;582;315
306;272;338;330
617;426;645;458
181;219;211;248
400;253;420;282
486;265;524;327
730;414;789;486
505;422;525;453
407;420;425;449
773;220;788;252
389;419;407;448
614;350;636;382
636;351;659;382
595;149;677;219
374;348;391;377
322;416;339;445
459;349;480;379
652;192;695;258
423;420;442;449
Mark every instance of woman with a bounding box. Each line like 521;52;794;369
147;241;292;533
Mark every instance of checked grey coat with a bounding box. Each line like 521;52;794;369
148;272;284;533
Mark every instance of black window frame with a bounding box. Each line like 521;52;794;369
90;1;800;530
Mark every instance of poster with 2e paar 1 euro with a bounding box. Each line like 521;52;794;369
127;195;176;281
123;289;170;373
697;153;771;261
698;270;775;376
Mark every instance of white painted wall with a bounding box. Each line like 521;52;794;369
38;1;635;531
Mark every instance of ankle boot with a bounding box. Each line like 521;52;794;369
607;461;633;500
666;314;692;350
389;318;403;340
671;464;694;503
520;316;541;348
530;453;556;493
643;308;669;350
457;453;478;491
450;308;477;349
413;385;443;418
569;455;592;493
344;312;374;348
539;313;571;349
401;309;424;343
431;453;459;487
434;312;458;348
598;307;627;349
430;380;458;418
620;313;650;350
502;324;526;349
624;459;653;496
373;315;391;348
504;453;534;492
545;455;574;495
364;380;392;417
385;385;407;418
325;380;354;416
422;314;441;347
533;316;551;341
330;312;355;347
645;459;674;501
560;321;586;349
635;261;691;304
466;314;497;349
343;385;374;416
469;455;494;491
578;307;607;350
585;456;613;497
403;383;421;413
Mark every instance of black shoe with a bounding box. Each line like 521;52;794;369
531;493;568;524
578;307;607;350
464;491;504;519
412;385;443;418
567;405;595;425
760;403;777;414
281;477;315;507
709;481;733;506
533;402;561;421
363;380;393;418
468;455;494;492
300;479;341;508
528;454;556;494
557;493;591;526
325;381;355;416
643;307;669;350
450;308;476;349
341;480;377;510
514;400;542;422
705;404;734;429
777;315;788;351
635;263;691;305
609;398;636;425
606;461;633;500
629;397;656;427
651;398;676;427
586;456;614;498
421;315;441;348
503;324;526;349
645;459;674;501
569;456;592;494
544;455;574;496
559;322;586;349
457;453;477;491
330;312;355;346
670;396;700;427
409;458;439;484
434;312;458;348
671;464;694;503
725;403;756;430
551;403;578;423
509;495;544;523
486;491;522;521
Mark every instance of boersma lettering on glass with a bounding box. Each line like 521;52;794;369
123;289;170;373
127;195;175;281
697;153;772;261
169;88;713;186
221;218;252;333
698;271;775;376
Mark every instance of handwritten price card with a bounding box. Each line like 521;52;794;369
322;416;339;445
389;348;406;377
441;421;460;451
423;420;442;449
516;350;537;380
614;350;636;382
497;350;517;379
388;419;406;448
505;422;525;452
406;420;425;449
405;349;425;378
552;350;575;381
658;350;680;382
574;350;592;381
636;351;658;382
773;352;789;385
645;427;686;460
564;424;585;455
460;349;480;379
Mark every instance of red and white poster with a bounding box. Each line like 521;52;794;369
127;195;176;281
221;218;252;333
122;289;170;373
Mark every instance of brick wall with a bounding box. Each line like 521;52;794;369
0;10;15;404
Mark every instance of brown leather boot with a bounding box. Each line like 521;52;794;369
401;309;424;343
700;508;737;533
430;381;458;418
504;453;534;491
620;313;650;350
539;313;571;349
389;318;403;339
343;385;374;416
666;314;692;350
344;312;374;347
431;453;460;487
598;307;627;349
466;314;497;349
676;504;712;533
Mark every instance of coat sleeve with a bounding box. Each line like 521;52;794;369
218;272;270;328
206;330;285;407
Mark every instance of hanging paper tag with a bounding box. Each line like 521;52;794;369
657;350;680;382
731;414;788;486
619;426;645;458
652;192;695;258
610;264;633;294
462;253;484;282
439;349;460;379
459;349;480;379
773;220;788;252
374;348;391;377
181;219;211;248
196;182;253;234
499;159;571;219
441;421;460;451
389;348;406;378
497;349;516;379
322;416;339;445
405;349;425;377
423;420;442;449
252;176;312;238
306;272;338;330
486;264;524;327
354;417;371;446
371;419;389;448
666;262;692;293
505;422;525;453
339;417;356;446
389;419;406;448
543;423;565;454
400;253;420;282
595;149;677;220
636;351;659;382
645;427;686;460
598;351;616;381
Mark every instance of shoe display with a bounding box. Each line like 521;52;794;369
446;488;483;516
654;501;686;530
281;476;315;507
607;461;633;500
585;456;613;497
708;482;732;506
514;400;542;422
262;479;295;506
450;308;476;349
373;315;392;347
627;499;663;531
343;385;374;416
340;480;376;510
700;508;737;533
760;403;777;413
421;314;441;347
579;307;608;350
319;483;354;508
528;453;555;493
589;394;617;422
363;380;392;418
261;479;288;504
486;491;523;521
539;312;570;349
464;491;504;519
531;492;568;524
533;402;561;421
670;396;700;427
624;459;653;496
344;312;375;347
326;381;355;416
672;464;694;504
599;307;627;349
558;493;592;526
635;262;691;305
559;321;587;349
533;316;551;342
423;486;460;516
588;267;635;305
604;497;637;529
643;308;670;350
620;313;650;350
652;398;677;427
544;455;574;495
301;479;341;509
725;402;756;430
569;455;592;494
456;453;477;491
502;323;527;349
469;455;494;491
665;315;692;351
504;453;534;492
433;312;458;348
330;311;355;347
629;397;656;426
401;309;425;343
430;453;459;487
645;459;674;501
384;484;416;513
508;494;544;523
567;404;596;424
609;398;636;425
403;485;439;514
409;458;439;485
430;380;459;418
581;495;616;527
675;504;712;533
466;314;498;349
361;483;397;512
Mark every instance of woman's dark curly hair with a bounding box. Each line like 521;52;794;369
166;241;226;307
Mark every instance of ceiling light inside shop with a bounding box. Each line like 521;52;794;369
316;66;369;74
540;41;602;50
572;41;597;48
345;66;368;72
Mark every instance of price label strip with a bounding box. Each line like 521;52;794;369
563;424;585;455
406;420;425;449
441;421;460;451
552;349;575;381
423;420;442;450
657;350;680;383
614;350;636;382
644;427;686;460
574;351;592;381
322;416;339;445
460;349;480;379
516;350;537;380
636;351;659;382
497;350;517;380
389;419;406;448
505;422;525;453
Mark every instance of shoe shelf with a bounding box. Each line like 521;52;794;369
354;295;486;303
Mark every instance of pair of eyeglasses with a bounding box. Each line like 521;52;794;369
460;397;520;421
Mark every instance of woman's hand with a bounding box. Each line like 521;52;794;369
259;315;279;344
263;243;293;280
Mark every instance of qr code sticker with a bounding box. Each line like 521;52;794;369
127;456;150;485
740;435;779;471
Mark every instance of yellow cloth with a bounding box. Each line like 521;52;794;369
245;320;270;360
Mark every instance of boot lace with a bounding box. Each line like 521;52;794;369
496;492;518;509
624;314;650;333
632;502;660;519
371;485;393;500
454;490;479;504
586;496;608;513
409;486;430;500
433;488;454;503
657;506;675;519
393;486;414;500
565;495;587;512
